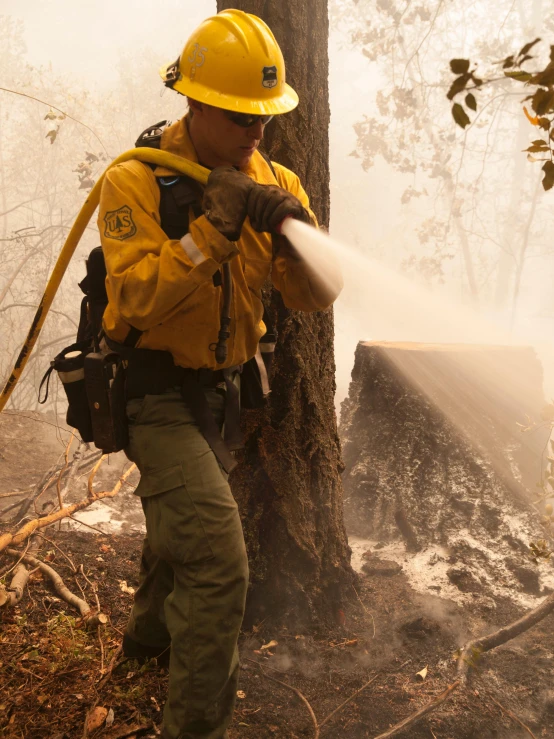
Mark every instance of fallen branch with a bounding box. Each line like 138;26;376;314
0;562;30;607
369;589;554;738
320;673;379;729
0;463;136;553
489;695;538;739
247;658;319;739
373;680;461;739
456;590;554;680
4;547;108;627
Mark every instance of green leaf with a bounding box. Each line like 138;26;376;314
447;74;471;101
519;38;541;57
504;70;533;82
465;93;477;111
450;58;470;75
541;160;554;191
452;103;471;129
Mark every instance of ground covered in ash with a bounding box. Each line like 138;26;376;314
1;530;553;739
1;413;554;738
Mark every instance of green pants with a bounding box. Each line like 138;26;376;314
125;388;249;739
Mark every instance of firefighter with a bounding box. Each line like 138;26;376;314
98;9;341;739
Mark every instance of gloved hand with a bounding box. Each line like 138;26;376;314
202;166;254;241
247;184;312;234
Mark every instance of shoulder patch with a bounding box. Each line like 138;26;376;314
104;205;136;241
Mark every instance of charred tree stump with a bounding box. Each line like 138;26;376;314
341;342;551;596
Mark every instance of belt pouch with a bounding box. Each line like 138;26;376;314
84;352;129;453
52;342;94;442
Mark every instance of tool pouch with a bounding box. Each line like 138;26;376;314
39;340;94;442
84;352;128;453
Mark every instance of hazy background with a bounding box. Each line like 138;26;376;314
2;0;553;410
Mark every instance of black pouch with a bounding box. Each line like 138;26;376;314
240;334;276;410
84;352;129;453
39;340;94;442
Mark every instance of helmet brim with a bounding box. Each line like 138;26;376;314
160;63;299;116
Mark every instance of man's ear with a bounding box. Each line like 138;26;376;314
187;97;203;117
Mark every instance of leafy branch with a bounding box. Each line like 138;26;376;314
447;39;554;190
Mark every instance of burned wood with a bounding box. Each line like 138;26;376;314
393;508;422;552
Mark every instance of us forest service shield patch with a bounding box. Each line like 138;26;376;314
104;205;136;240
262;66;278;89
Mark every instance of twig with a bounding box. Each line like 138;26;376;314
97;644;123;688
372;681;461;739
56;433;75;511
79;564;101;613
248;658;319;738
0;463;136;553
33;532;77;572
353;585;376;638
320;673;379;728
98;626;106;675
68;514;106;536
4;548;107;627
87;455;106;499
0;491;28;499
489;695;538;739
0;86;109;155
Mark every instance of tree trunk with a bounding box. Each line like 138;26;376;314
217;0;353;627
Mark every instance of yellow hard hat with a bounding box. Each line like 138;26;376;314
160;9;299;116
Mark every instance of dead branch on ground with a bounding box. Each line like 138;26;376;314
370;589;554;738
0;463;136;553
247;658;320;739
3;547;108;627
372;681;461;739
489;695;538;739
319;673;379;729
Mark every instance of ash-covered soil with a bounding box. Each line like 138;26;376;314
0;531;553;738
2;412;554;738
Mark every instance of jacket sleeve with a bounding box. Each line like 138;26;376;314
98;160;238;331
271;165;343;312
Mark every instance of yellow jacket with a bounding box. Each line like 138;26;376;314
98;118;336;369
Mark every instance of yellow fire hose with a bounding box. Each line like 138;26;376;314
0;149;210;413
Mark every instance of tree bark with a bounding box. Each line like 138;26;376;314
217;0;353;627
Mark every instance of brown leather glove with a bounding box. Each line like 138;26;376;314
202;166;254;241
247;184;312;234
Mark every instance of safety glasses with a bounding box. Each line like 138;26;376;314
223;110;274;128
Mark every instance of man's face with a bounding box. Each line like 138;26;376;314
192;104;268;168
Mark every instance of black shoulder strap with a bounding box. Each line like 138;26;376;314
259;150;277;179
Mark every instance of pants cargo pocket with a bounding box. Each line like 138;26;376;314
139;463;215;566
